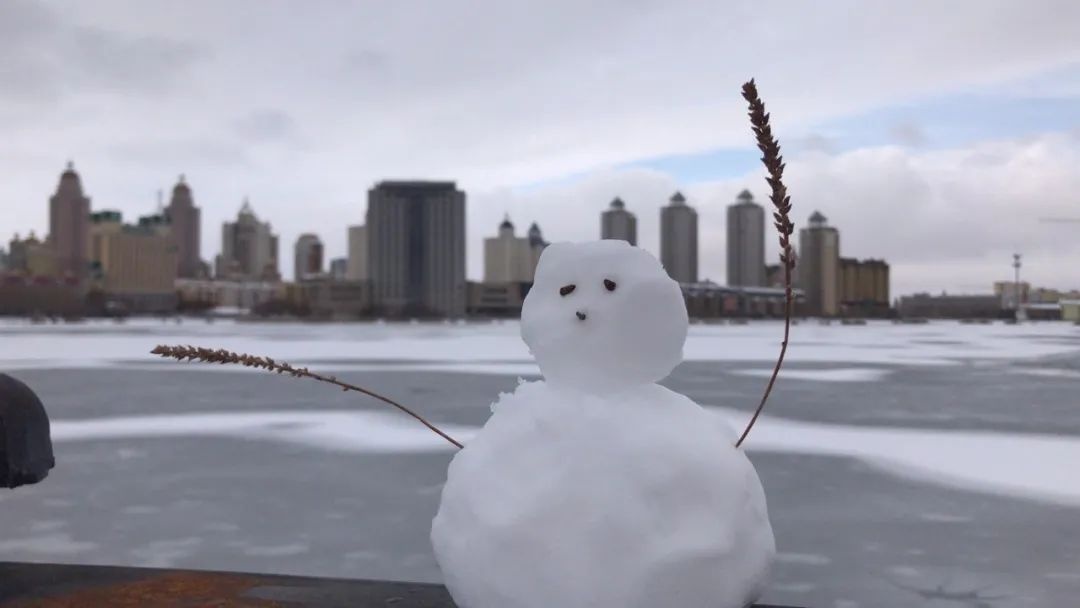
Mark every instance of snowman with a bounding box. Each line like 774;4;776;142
431;240;775;608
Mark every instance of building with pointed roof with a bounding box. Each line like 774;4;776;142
48;161;91;280
165;174;203;278
215;199;280;281
484;215;546;283
601;197;637;245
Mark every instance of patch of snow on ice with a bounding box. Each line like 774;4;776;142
730;367;890;382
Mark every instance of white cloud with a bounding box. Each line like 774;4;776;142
476;133;1080;295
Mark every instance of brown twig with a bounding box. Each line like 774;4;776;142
736;79;796;449
150;345;464;449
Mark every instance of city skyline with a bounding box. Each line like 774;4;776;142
1;3;1076;297
4;160;1073;300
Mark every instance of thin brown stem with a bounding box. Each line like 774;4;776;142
736;78;796;449
151;345;464;449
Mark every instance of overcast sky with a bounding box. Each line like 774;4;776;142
2;0;1078;295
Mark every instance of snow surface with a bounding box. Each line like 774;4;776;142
432;381;774;608
0;318;1076;370
47;405;1080;508
520;240;688;390
729;367;891;383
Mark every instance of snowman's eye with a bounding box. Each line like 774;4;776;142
559;284;576;297
604;279;616;292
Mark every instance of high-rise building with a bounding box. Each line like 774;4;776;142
484;216;545;283
347;225;368;281
660;191;698;283
164;175;202;278
839;258;890;316
527;221;549;273
726;190;766;287
798;211;840;316
88;210;178;311
329;257;348;281
48;162;91;279
367;181;466;318
294;233;324;281
7;232;57;277
215;199;280;281
601;197;637;245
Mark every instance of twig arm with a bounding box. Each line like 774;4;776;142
150;345;464;449
735;79;796;449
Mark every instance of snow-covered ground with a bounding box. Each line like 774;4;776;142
5;319;1080;508
2;319;1079;606
1;317;1077;370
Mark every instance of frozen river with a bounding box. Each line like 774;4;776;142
1;319;1078;607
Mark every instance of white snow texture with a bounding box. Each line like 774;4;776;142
432;241;775;608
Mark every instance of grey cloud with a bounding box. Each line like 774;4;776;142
793;134;838;154
109;138;249;167
232;109;299;143
0;0;203;104
343;49;391;74
889;123;928;147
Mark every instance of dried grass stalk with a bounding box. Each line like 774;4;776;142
151;345;464;449
736;79;796;449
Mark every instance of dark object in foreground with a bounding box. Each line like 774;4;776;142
0;373;56;488
0;562;803;607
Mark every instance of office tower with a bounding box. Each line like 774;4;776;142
798;211;840;316
726;189;766;287
484;215;545;283
7;233;57;277
660;191;698;283
215;199;280;281
329;258;348;281
294;233;324;281
347;225;368;280
367;181;466;317
601;197;637;245
840;258;890;314
48;161;91;279
527;221;549;274
165;175;202;278
89;210;177;304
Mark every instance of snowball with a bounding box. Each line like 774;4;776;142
521;240;688;391
431;381;775;608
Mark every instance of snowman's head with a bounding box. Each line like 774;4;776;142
521;240;688;391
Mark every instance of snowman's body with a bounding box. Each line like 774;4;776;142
432;241;774;608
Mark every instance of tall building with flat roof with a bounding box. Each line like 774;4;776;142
367;181;466;318
660;191;698;283
49;161;91;279
798;211;840;316
347;225;368;281
165;175;202;278
601;197;637;245
839;257;890;316
88;210;178;312
294;233;324;281
726;189;766;287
